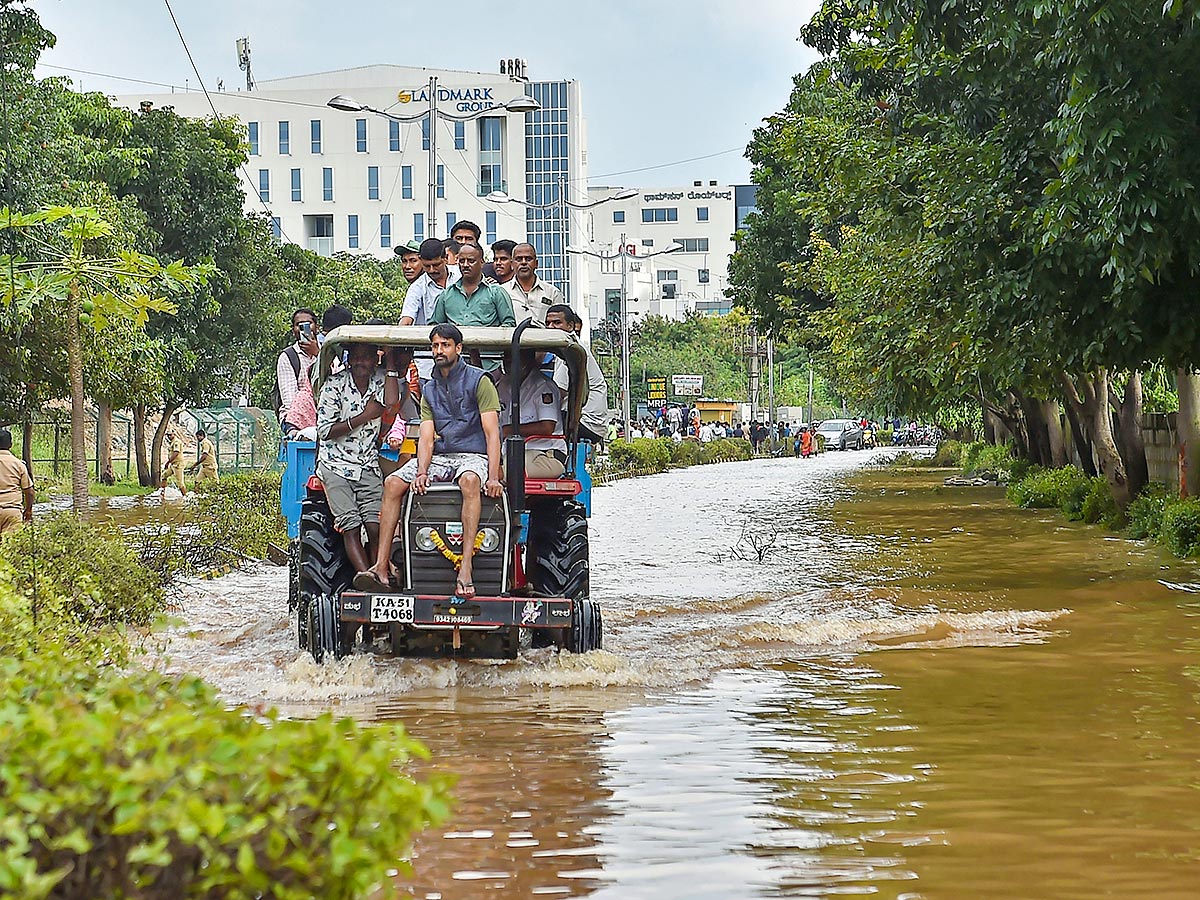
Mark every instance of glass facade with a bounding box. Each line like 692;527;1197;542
735;184;759;229
525;80;571;302
479;118;503;195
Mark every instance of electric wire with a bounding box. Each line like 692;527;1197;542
160;0;293;242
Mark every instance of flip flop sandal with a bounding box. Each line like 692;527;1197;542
353;570;391;592
454;579;476;599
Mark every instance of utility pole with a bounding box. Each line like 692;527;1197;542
767;337;776;427
426;76;439;238
748;328;761;422
807;361;814;425
620;234;632;438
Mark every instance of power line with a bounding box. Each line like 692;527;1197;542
161;0;291;242
580;146;746;184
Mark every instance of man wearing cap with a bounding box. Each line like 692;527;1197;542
394;239;425;288
0;428;34;534
399;238;460;327
192;428;218;482
430;243;516;327
506;243;564;325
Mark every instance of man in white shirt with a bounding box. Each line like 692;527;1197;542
276;308;320;421
400;238;460;327
496;350;567;478
506;243;564;325
544;304;609;445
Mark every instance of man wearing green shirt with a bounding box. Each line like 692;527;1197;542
430;242;516;328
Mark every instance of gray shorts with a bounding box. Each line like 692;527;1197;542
317;463;383;532
392;452;489;485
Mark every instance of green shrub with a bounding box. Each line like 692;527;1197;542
608;438;672;473
1058;472;1094;521
0;513;167;632
1007;466;1090;510
961;442;1015;477
670;440;705;467
1160;498;1200;557
929;440;965;467
876;428;893;446
1080;477;1120;526
702;438;753;463
1126;483;1172;540
193;471;288;563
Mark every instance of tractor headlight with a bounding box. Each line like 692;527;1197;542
415;527;437;552
478;527;501;553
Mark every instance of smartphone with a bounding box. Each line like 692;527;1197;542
299;322;314;340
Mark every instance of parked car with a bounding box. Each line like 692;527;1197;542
814;418;865;451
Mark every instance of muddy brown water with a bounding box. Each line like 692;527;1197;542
153;454;1200;899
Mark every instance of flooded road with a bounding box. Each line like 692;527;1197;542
157;453;1200;899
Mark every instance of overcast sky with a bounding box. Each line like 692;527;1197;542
33;0;823;188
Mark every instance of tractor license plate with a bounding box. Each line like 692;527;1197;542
370;594;415;623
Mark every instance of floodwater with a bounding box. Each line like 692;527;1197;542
154;453;1200;899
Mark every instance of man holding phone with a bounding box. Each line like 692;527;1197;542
276;308;320;421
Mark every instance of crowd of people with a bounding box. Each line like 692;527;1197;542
275;222;609;600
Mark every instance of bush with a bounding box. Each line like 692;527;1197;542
929;440;965;467
701;438;753;463
1058;472;1095;521
193;471;288;563
608;438;672;473
1080;477;1120;526
670;440;705;467
0;513;167;632
1126;483;1172;540
877;428;894;446
960;442;1015;477
1007;466;1091;510
1159;498;1200;557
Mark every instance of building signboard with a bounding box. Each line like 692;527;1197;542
646;377;668;406
671;374;704;396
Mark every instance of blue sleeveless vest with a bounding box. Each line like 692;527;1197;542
428;358;488;454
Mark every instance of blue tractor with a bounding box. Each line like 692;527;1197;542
279;324;599;661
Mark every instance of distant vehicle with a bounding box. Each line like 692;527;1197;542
815;418;864;451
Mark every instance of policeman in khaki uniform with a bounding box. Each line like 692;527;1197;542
0;427;35;534
192;428;218;482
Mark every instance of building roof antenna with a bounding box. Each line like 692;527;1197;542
236;37;255;91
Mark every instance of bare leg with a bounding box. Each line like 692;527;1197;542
456;470;481;598
368;475;409;580
342;527;371;573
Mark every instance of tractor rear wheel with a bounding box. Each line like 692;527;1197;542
528;500;598;652
298;491;355;659
568;598;603;653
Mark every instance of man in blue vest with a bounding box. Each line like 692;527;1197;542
356;323;503;599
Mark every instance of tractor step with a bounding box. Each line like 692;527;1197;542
338;591;574;628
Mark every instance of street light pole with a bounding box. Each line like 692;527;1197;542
426;76;438;238
620;233;630;438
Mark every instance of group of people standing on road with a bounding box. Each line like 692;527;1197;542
275;222;608;600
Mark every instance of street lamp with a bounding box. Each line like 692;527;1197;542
328;79;540;239
567;237;681;438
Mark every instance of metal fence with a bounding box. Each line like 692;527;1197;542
13;415;136;481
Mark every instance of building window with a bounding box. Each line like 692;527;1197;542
641;239;654;247
697;206;709;222
380;214;392;248
348;214;359;249
698;268;710;284
290;168;301;202
478;118;503;195
270;217;281;240
413;212;424;242
485;211;497;245
657;269;679;282
436;164;445;199
641;208;678;223
257;168;269;202
446;212;456;234
322;167;333;201
355;118;368;153
247;121;259;155
605;288;621;316
677;238;709;252
310;119;322;153
612;210;625;224
454;121;465;150
367;166;379;200
662;283;676;300
278;121;289;154
401;166;412;199
421;116;429;151
389;120;401;152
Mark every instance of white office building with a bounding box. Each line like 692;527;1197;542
113;61;592;309
580;181;759;328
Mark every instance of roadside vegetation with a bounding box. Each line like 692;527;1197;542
0;516;450;898
598;437;754;479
